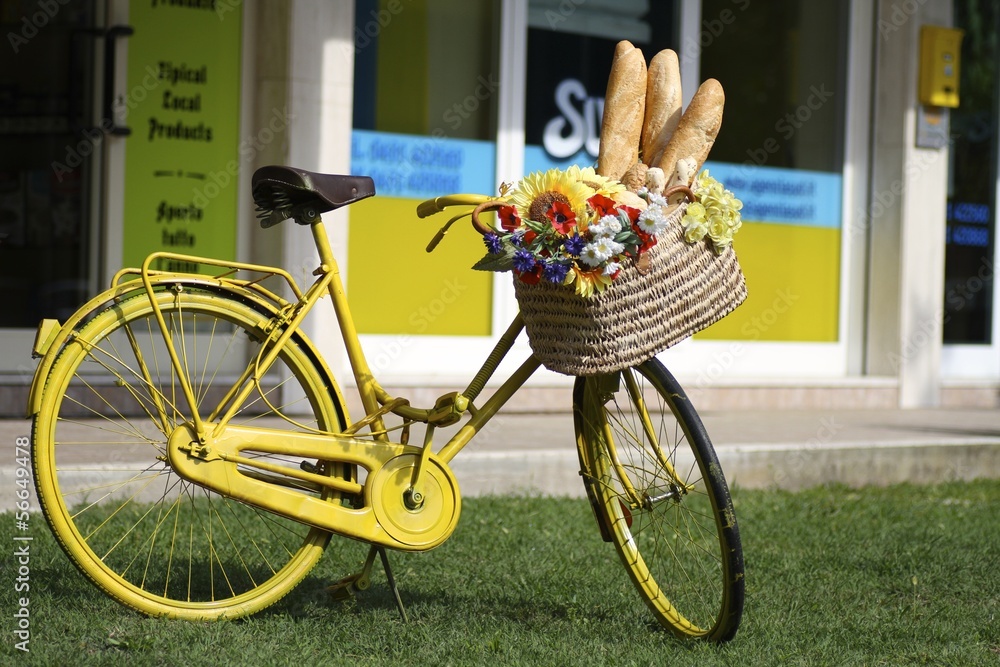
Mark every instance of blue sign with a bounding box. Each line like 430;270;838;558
350;129;496;199
521;148;844;230
704;163;842;228
947;201;991;225
945;200;992;248
524;144;596;176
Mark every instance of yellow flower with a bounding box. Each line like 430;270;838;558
684;220;709;244
689;170;743;253
571;265;613;297
508;168;594;224
708;215;729;241
683;201;706;222
565;165;627;199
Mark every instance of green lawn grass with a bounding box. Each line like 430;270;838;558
3;480;998;666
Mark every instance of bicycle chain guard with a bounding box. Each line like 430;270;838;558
166;423;461;552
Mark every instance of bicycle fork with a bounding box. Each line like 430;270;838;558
575;370;694;541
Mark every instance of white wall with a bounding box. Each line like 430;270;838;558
867;0;954;407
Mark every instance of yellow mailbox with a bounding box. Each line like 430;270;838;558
919;25;964;108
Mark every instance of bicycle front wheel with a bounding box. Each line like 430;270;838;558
573;359;744;641
32;287;349;620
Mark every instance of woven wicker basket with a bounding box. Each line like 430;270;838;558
512;203;747;376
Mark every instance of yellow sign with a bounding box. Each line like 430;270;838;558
122;0;242;272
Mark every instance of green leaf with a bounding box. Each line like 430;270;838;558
614;231;636;244
472;247;516;273
523;218;551;234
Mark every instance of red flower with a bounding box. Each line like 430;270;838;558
636;230;657;253
545;200;577;235
499;205;521;231
619;205;641;224
588;193;617;218
517;264;543;285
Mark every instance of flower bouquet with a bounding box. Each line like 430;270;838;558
474;166;743;298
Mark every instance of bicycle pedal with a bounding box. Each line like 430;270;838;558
326;580;357;602
326;571;370;601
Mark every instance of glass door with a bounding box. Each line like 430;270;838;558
942;0;999;379
0;0;103;372
347;0;505;380
664;0;855;379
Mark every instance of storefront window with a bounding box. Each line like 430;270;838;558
522;1;848;345
0;0;97;326
349;0;498;336
523;0;675;173
697;0;849;343
944;0;997;345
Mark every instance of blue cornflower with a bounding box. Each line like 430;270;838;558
510;229;526;247
512;249;537;273
543;260;571;284
563;233;585;256
484;232;503;254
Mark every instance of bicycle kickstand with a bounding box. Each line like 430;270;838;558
326;545;409;622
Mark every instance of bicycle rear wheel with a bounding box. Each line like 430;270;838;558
32;287;350;619
573;359;744;641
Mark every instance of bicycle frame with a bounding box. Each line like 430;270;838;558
136;218;541;460
67;216;545;551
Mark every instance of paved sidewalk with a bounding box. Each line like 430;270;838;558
441;407;1000;495
2;408;999;506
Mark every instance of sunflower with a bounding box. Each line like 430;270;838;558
508;168;594;225
565;165;627;200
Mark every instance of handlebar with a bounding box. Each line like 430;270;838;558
417;194;496;252
416;194;491;219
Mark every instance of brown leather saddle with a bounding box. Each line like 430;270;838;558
251;165;375;227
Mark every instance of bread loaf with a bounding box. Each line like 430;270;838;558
597;41;646;180
657;78;725;185
621;162;648;191
640;49;682;168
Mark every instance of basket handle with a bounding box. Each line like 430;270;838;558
662;184;696;204
470;200;506;236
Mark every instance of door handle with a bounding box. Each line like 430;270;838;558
101;25;135;136
74;25;135;136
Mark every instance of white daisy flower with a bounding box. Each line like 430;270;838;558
637;206;668;235
646;192;667;208
580;238;619;267
589;214;621;239
580;244;607;267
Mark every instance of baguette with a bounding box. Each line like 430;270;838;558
640;49;682;168
657;78;725;186
597;41;646;180
621;162;648;191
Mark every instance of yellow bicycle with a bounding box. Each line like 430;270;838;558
26;166;744;641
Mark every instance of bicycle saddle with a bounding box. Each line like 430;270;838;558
252;166;375;227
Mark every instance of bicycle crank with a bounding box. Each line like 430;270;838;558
367;453;461;549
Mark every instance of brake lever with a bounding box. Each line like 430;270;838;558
426;212;473;252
